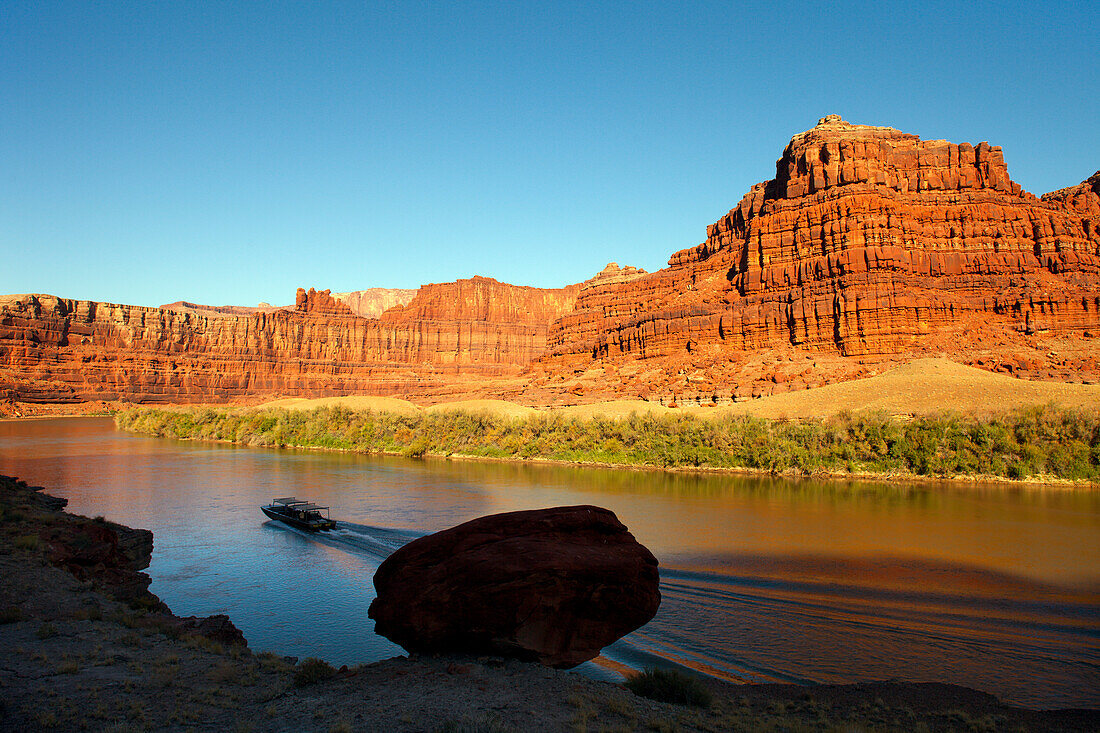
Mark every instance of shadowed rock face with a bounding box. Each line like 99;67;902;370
368;505;661;668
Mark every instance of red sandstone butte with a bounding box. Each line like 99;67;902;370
543;116;1100;384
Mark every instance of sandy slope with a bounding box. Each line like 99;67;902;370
712;358;1100;419
424;399;538;419
256;395;423;415
421;359;1100;420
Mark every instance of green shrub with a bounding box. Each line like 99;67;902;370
436;715;508;733
14;534;40;551
294;657;336;687
115;404;1100;482
625;667;713;708
0;606;23;624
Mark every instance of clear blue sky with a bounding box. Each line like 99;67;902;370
3;1;1097;307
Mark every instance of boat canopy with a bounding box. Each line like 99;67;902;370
269;498;329;512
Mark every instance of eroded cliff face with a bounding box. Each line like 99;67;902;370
0;279;577;403
331;288;418;318
376;277;580;366
544;117;1100;393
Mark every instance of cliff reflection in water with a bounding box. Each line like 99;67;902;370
0;417;1096;708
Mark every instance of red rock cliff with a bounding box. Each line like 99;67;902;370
548;116;1100;365
0;278;577;403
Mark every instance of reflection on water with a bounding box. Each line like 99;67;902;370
0;417;1097;708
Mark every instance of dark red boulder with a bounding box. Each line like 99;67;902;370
368;505;660;668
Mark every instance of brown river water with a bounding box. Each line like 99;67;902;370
0;417;1096;708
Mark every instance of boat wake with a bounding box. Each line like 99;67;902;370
262;521;1100;708
263;519;423;563
600;558;1100;708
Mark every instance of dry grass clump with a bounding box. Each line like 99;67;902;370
14;533;40;550
625;668;713;708
425;400;537;419
0;605;24;624
255;395;422;415
294;657;336;687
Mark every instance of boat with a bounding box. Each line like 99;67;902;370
261;497;337;531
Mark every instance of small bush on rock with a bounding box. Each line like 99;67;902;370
14;534;40;550
625;667;713;708
294;657;336;687
0;606;23;624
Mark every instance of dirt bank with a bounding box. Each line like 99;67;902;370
0;475;1096;731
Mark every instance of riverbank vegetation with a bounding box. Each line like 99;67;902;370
115;404;1100;483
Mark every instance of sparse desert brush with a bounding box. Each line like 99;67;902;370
183;633;226;655
625;667;713;708
14;533;40;550
436;714;510;733
294;657;336;687
258;650;294;674
209;660;242;683
0;605;24;624
57;658;80;674
72;604;103;621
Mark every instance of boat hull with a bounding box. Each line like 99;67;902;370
261;506;336;531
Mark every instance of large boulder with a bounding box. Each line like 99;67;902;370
368;505;660;668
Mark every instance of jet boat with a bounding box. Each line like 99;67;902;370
261;497;337;531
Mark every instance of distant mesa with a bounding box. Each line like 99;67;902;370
582;262;648;289
2;115;1099;406
330;288;417;318
368;505;661;668
159;301;288;317
163;288;420;320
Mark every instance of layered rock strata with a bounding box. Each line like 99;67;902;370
547;117;1100;369
0;278;577;403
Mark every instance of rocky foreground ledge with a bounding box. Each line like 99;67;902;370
1;475;1095;732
